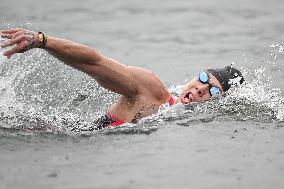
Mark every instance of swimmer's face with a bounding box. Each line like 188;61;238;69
177;72;224;104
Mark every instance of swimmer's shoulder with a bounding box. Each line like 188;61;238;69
128;66;170;103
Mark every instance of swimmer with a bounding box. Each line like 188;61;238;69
0;28;244;129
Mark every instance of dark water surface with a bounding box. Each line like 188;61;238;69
0;0;284;188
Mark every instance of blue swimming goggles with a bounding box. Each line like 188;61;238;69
198;71;220;96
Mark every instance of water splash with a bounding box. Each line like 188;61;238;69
0;46;283;134
0;46;116;133
269;42;284;60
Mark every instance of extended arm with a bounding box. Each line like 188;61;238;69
0;28;144;97
45;36;139;96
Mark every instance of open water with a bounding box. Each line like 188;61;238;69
0;0;284;188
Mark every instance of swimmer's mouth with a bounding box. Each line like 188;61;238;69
181;91;193;104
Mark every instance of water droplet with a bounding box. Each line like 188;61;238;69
270;52;277;60
279;46;284;53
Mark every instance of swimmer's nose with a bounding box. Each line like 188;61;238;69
195;84;210;97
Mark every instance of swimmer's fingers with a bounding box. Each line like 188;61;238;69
0;28;21;34
2;41;28;59
0;28;35;58
1;30;23;39
0;34;24;48
0;33;13;39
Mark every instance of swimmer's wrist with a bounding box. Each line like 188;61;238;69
34;31;48;49
33;32;39;48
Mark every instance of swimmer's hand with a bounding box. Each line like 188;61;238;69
0;28;37;59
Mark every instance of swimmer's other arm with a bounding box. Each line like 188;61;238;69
0;28;167;100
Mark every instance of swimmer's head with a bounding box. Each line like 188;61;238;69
177;66;244;104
